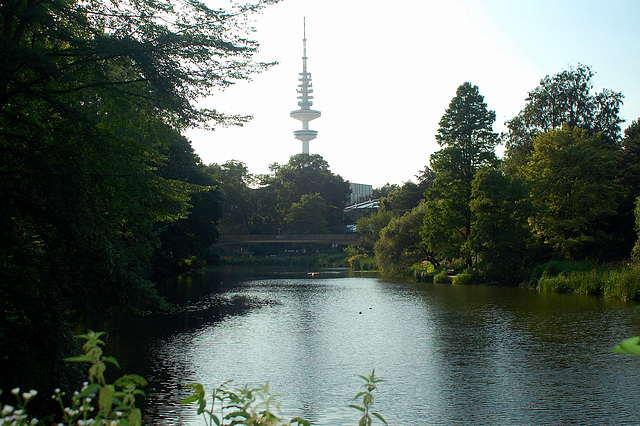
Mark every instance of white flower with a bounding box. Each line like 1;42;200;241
1;405;14;415
10;388;19;396
22;390;37;401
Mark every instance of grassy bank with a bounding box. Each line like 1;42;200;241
534;262;640;301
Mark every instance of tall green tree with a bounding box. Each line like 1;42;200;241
153;133;223;277
356;209;395;250
505;64;624;168
608;119;640;257
206;160;256;234
524;125;620;260
375;203;428;276
422;82;499;266
469;167;532;282
620;119;640;200
633;196;640;262
372;183;400;199
285;193;330;235
259;153;350;233
383;167;435;215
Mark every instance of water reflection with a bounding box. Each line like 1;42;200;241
108;269;640;425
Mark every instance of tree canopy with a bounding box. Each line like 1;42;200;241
1;0;278;126
422;82;500;266
286;193;330;235
524;125;620;259
0;0;276;395
258;153;351;234
364;67;637;280
375;203;428;276
505;64;624;167
469;167;532;280
620;120;640;200
206;160;256;234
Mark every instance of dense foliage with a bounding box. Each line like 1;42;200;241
524;126;619;259
422;82;500;267
1;0;277;396
634;197;640;262
208;153;351;236
367;66;639;283
374;203;428;276
504;64;624;168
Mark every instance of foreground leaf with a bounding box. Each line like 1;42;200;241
613;336;640;355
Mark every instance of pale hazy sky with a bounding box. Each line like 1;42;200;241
186;0;640;188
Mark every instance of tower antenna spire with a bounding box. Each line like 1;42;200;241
290;18;321;154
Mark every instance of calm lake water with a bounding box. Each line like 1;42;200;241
108;267;640;425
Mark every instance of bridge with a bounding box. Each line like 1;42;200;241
218;234;359;245
344;199;379;212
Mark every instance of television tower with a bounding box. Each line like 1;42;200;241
290;18;321;154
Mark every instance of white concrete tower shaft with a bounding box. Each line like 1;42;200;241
290;18;321;154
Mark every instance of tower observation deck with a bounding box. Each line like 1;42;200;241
290;18;321;154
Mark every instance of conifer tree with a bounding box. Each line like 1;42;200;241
422;82;499;266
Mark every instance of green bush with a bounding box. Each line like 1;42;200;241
409;263;435;282
433;270;451;284
0;331;147;425
348;254;377;271
452;270;481;285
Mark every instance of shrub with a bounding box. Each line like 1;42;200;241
182;382;310;426
348;254;377;271
452;270;481;285
576;270;604;296
0;331;147;425
433;270;451;284
410;263;435;282
318;253;349;267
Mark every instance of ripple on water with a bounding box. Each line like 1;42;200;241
121;274;640;425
